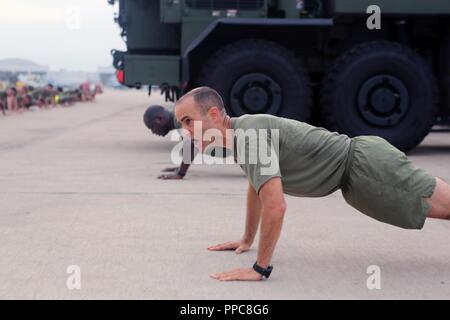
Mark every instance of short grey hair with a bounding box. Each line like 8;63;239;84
177;86;226;115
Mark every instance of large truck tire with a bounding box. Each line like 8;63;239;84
196;39;313;121
320;41;440;152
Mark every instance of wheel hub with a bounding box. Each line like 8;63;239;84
230;73;282;115
358;75;409;127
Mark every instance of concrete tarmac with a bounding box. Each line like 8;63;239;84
0;90;449;299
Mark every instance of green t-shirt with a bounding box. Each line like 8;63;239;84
231;114;352;197
30;89;44;100
30;88;55;100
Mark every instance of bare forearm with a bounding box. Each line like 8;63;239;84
257;206;285;268
178;162;190;176
242;185;262;244
209;178;285;282
176;140;195;177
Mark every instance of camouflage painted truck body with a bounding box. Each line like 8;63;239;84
109;0;450;151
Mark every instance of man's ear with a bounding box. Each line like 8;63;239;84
207;107;221;121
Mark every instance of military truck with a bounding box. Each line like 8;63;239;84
108;0;450;151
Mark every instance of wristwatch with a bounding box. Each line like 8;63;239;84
253;262;273;279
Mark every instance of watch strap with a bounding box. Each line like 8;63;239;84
253;262;273;279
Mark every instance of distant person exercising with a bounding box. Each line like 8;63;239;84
143;105;195;180
0;90;6;115
6;87;18;112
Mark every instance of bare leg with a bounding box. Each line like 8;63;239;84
425;177;450;220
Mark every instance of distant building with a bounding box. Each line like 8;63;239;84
0;58;49;85
98;66;120;87
47;70;100;87
0;58;118;88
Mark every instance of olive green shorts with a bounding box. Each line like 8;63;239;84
341;136;436;230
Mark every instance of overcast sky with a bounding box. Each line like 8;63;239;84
0;0;126;71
